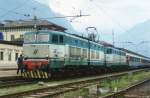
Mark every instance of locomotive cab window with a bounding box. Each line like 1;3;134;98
37;34;49;42
59;35;64;43
52;34;64;44
24;34;36;43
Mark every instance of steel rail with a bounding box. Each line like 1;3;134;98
101;75;150;98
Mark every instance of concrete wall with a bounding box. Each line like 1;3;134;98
0;44;22;68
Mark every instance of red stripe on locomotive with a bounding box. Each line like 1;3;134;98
23;59;48;70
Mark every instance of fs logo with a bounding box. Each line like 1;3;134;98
33;49;38;55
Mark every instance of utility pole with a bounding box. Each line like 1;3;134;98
33;7;37;31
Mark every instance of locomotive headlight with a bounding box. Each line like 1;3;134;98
46;55;49;60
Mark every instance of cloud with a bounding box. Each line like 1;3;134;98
35;0;150;38
36;0;150;26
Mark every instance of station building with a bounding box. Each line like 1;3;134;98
0;20;66;68
0;41;22;69
0;20;66;41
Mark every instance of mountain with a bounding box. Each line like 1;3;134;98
0;0;76;33
117;20;150;57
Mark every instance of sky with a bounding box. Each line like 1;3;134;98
36;0;150;34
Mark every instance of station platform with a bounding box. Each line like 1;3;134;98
0;64;18;77
0;64;17;70
0;70;18;77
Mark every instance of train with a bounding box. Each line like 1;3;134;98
21;30;150;78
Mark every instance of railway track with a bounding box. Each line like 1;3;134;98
0;78;37;89
101;77;150;98
0;68;149;98
0;76;20;82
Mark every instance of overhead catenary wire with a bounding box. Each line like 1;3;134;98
0;0;44;19
0;0;29;19
89;0;127;33
0;0;89;22
0;7;30;17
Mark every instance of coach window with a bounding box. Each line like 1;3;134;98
52;35;59;43
0;52;3;60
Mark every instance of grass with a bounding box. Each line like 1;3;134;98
97;70;150;97
0;73;109;96
63;89;89;98
57;70;150;98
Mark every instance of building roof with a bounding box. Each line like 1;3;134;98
0;19;67;31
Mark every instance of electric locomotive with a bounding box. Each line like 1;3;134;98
22;30;106;78
105;46;128;71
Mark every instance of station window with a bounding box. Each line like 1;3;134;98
15;53;18;60
20;34;23;39
8;52;11;61
11;34;15;41
0;52;3;60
